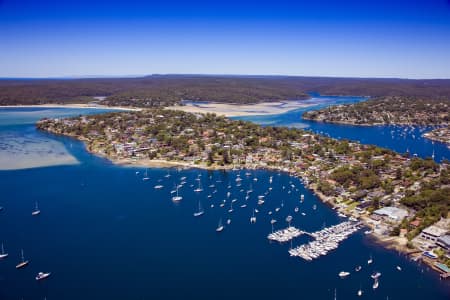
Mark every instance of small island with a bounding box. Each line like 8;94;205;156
303;96;450;126
37;108;450;269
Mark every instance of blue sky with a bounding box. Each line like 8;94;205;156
1;0;450;78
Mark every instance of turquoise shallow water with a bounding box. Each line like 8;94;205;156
0;102;449;300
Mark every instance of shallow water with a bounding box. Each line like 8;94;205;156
0;107;116;170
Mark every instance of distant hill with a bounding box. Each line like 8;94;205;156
1;75;450;107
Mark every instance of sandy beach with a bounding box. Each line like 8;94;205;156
166;100;315;117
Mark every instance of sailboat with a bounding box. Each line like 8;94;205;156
372;279;379;289
194;179;203;192
142;169;150;181
216;219;224;232
250;209;256;223
193;201;205;217
228;202;234;213
367;255;373;265
0;243;8;259
172;186;183;202
35;272;51;281
15;249;29;269
357;288;363;296
32;201;41;216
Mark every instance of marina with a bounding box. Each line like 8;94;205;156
289;221;363;261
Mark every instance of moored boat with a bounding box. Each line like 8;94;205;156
36;272;51;281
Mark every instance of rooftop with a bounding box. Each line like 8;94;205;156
373;206;409;221
422;225;448;237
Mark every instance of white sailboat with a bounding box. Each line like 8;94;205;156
372;279;379;289
194;179;203;192
35;272;51;281
16;249;29;269
0;243;8;259
216;219;224;232
338;271;350;278
142;169;150;181
367;254;373;265
193;201;204;217
172;186;182;202
250;209;256;223
32;201;41;216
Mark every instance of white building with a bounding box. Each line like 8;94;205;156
373;207;409;222
420;225;448;243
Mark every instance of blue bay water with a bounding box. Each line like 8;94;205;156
0;104;449;300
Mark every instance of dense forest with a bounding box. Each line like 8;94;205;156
2;75;450;107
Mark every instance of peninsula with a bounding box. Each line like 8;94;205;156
303;96;450;126
37;109;450;269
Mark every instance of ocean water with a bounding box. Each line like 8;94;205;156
0;104;449;300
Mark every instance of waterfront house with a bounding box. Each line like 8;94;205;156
420;225;448;243
437;235;450;253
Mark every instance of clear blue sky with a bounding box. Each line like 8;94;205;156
1;0;450;78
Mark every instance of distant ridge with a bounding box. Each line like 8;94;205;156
1;75;450;106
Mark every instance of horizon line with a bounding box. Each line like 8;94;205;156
1;73;450;81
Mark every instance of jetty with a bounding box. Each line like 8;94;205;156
268;227;304;243
289;221;362;261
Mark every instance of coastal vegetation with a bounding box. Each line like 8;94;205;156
3;76;450;107
303;96;450;126
37;109;450;244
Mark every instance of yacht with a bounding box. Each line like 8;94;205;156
228;202;234;213
32;201;41;216
0;243;8;259
371;272;381;279
355;265;362;272
367;255;373;265
294;207;299;213
193;201;204;217
154;185;164;189
171;187;183;202
194;180;203;192
250;210;256;224
35;272;51;281
396;265;402;271
357;289;363;297
142;169;150;181
15;249;29;269
338;271;350;278
372;279;379;289
226;219;231;225
300;194;305;201
216;219;224;232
